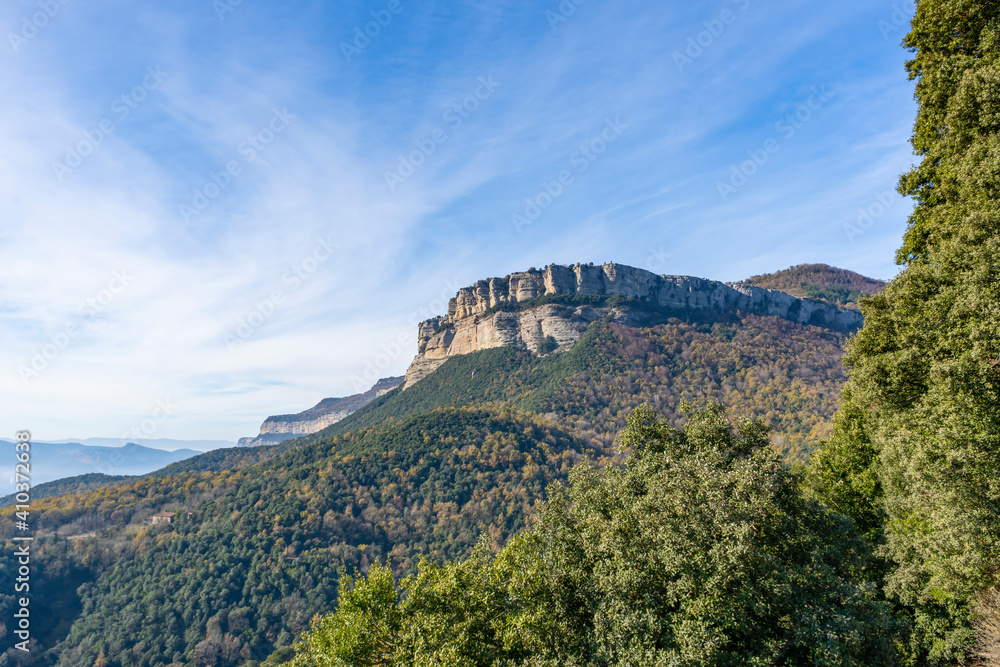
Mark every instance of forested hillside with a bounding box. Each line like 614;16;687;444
319;317;849;463
291;406;899;666
2;410;592;667
737;263;885;310
0;305;861;665
0;474;132;508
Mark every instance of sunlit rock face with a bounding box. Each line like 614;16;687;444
402;262;863;389
239;377;404;446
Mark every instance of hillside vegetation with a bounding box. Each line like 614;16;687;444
322;318;849;463
0;473;132;508
292;406;898;666
737;263;886;310
0;309;857;665
2;409;593;667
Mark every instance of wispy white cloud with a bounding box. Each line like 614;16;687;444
0;0;918;441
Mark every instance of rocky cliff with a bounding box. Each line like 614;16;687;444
402;262;863;388
238;377;403;447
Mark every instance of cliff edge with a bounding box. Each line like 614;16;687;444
238;376;403;447
403;262;863;388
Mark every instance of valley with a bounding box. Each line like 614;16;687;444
0;262;879;666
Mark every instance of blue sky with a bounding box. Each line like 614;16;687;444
0;0;917;443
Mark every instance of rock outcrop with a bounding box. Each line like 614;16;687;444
238;377;403;447
403;263;863;388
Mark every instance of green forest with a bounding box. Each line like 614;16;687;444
0;308;859;666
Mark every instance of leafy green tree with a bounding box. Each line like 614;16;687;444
293;405;898;666
290;562;401;666
805;385;885;546
809;1;1000;662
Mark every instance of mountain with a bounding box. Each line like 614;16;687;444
237;377;404;447
403;262;862;386
734;263;886;310
316;317;847;463
0;441;199;495
47;437;238;452
0;262;876;667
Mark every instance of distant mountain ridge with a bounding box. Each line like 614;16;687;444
0;440;198;495
735;263;886;310
45;437;237;452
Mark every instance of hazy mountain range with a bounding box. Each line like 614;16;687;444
45;437;237;452
0;440;201;496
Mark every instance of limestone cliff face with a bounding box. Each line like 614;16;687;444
259;411;353;436
403;263;863;388
239;377;403;447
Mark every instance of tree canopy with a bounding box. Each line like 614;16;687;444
292;405;898;667
809;1;1000;663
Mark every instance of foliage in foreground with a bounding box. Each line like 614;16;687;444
292;405;898;667
0;310;856;663
808;1;1000;663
